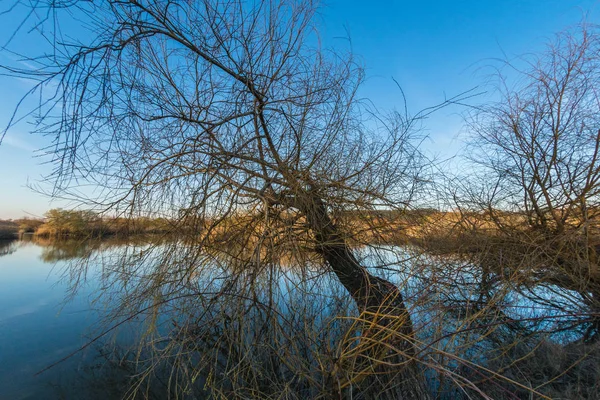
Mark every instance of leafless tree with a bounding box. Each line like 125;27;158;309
0;1;476;398
463;25;600;342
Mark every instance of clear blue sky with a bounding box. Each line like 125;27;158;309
0;0;598;219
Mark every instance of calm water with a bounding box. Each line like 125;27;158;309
0;238;357;399
0;239;130;400
0;238;585;399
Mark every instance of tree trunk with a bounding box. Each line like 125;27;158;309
298;192;431;399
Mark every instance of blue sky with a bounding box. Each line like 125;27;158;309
0;0;598;219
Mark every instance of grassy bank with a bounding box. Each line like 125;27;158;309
31;209;173;239
0;208;494;244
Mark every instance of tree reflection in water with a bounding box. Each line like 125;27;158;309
0;240;17;258
37;239;599;399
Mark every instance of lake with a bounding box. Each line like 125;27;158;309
0;239;141;400
0;238;436;399
0;237;592;399
0;237;355;399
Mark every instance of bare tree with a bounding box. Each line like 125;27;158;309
0;0;472;398
464;25;600;341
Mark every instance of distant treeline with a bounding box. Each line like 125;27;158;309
0;209;173;239
0;207;443;242
1;206;560;244
0;220;18;239
0;218;44;239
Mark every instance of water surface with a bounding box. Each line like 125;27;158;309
0;238;587;399
0;239;126;400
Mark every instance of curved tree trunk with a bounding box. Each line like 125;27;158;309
298;192;431;399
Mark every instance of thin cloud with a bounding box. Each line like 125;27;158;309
1;132;37;152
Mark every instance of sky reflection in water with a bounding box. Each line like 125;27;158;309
0;239;586;399
0;240;119;400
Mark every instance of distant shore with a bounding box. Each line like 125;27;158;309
0;220;19;240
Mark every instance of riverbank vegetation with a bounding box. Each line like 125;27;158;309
2;1;600;398
1;210;171;239
0;217;44;239
35;209;173;238
0;207;455;242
